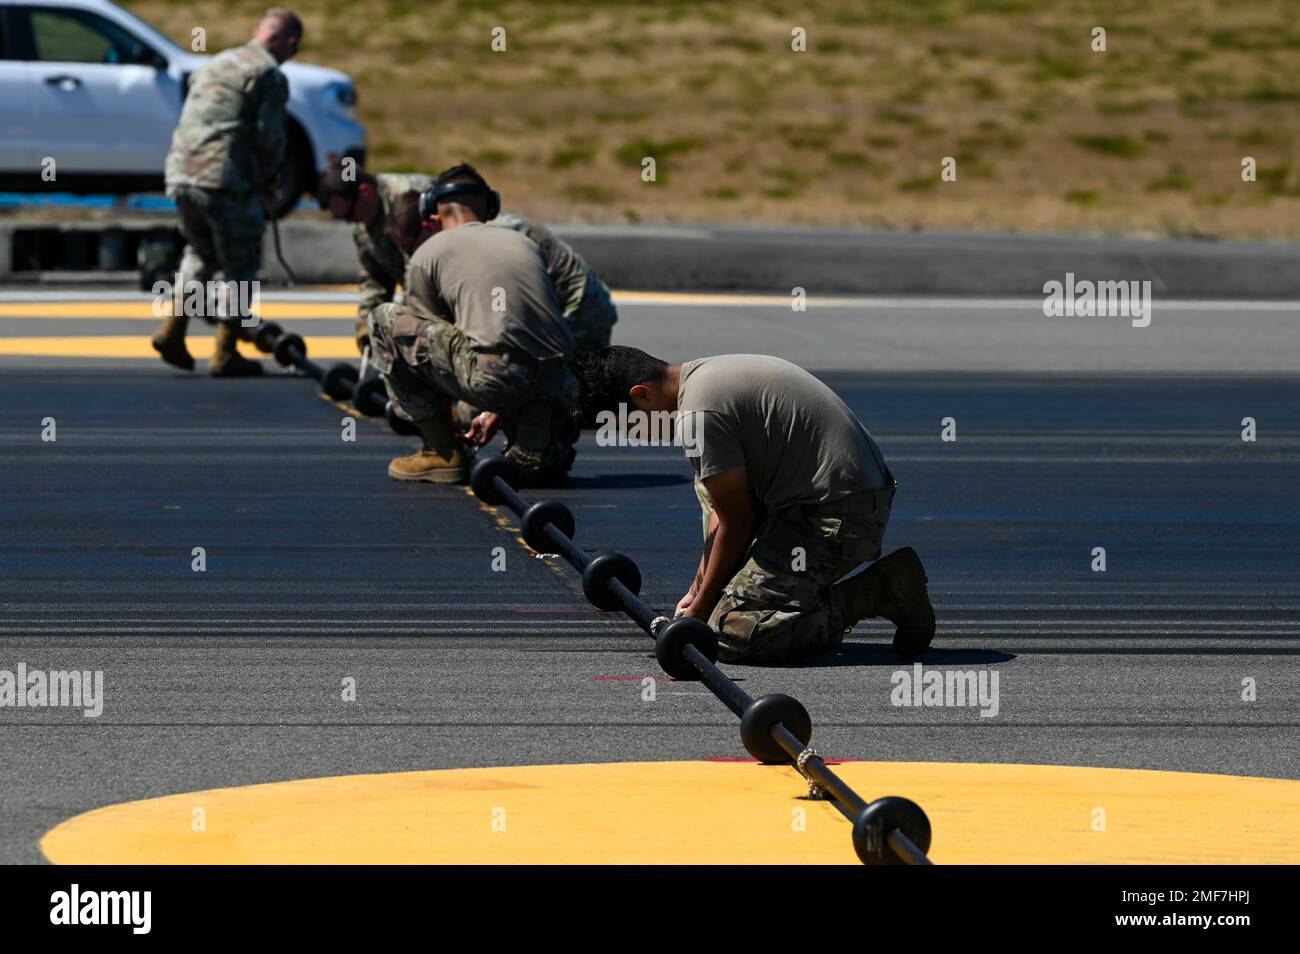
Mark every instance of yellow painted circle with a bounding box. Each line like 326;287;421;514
41;761;1300;865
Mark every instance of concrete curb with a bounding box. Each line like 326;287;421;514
3;217;1298;297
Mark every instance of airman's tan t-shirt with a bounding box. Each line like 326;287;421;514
405;221;573;360
676;354;889;510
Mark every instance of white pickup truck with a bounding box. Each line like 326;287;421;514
0;0;366;216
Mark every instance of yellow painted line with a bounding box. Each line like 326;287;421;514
39;760;1300;865
0;303;356;319
0;290;791;319
0;335;359;359
465;487;573;580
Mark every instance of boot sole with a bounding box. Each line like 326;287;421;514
387;465;467;485
151;339;194;371
885;547;937;660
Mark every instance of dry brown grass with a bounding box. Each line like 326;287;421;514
123;0;1300;238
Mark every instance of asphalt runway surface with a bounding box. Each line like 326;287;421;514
0;293;1297;864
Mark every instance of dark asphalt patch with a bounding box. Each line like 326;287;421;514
0;364;1297;863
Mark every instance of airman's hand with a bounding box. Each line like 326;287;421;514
674;588;698;618
462;411;501;446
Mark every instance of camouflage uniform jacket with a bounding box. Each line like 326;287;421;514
355;172;434;329
164;41;288;195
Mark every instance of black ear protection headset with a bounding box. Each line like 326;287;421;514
419;177;501;222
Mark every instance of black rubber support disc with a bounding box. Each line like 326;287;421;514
739;692;811;764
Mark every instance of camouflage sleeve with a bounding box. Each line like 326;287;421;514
357;248;397;337
254;70;290;192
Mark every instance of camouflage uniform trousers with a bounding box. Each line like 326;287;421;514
696;479;894;665
171;186;265;322
569;277;618;351
369;302;578;476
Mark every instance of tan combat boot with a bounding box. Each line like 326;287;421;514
150;302;194;371
208;322;263;377
833;547;936;660
388;414;468;484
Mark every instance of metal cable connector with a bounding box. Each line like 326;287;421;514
797;747;827;799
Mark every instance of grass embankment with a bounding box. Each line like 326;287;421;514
124;0;1300;238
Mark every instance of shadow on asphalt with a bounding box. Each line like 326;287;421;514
564;473;692;490
791;644;1017;669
